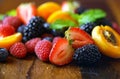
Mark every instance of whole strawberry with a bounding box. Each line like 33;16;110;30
9;42;27;58
3;16;22;30
0;24;15;38
25;38;41;53
35;40;52;61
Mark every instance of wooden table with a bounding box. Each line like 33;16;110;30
0;0;120;79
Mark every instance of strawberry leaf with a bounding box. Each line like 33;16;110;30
50;19;77;29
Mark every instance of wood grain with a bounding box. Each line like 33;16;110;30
0;0;120;79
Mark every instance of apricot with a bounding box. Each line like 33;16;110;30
92;25;120;58
47;10;77;24
0;33;22;49
37;2;61;20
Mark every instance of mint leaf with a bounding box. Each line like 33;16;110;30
78;14;96;25
70;12;80;20
6;9;16;16
78;9;106;25
0;14;4;20
50;19;77;29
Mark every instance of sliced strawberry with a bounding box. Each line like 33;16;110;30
49;38;74;66
17;3;37;24
65;27;94;49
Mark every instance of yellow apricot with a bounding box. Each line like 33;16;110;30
0;33;22;49
37;2;61;20
47;10;77;24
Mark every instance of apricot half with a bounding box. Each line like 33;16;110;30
0;33;22;49
47;10;77;24
92;25;120;58
37;2;61;20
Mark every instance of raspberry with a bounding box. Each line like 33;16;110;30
0;20;2;24
9;42;27;58
35;40;52;61
3;16;22;30
0;24;15;38
25;38;41;53
52;37;62;44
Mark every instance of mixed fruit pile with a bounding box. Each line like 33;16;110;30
0;1;120;66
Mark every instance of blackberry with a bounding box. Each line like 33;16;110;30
95;18;112;26
73;44;101;66
75;6;86;14
22;16;46;42
80;22;96;35
0;48;9;62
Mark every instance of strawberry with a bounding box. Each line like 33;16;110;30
49;38;74;66
35;40;52;61
3;16;22;30
65;27;94;49
25;38;41;53
0;24;15;38
17;3;37;24
9;42;27;58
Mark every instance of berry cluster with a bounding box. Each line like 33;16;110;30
0;1;120;67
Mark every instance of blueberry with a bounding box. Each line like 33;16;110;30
43;37;53;42
0;48;9;62
51;27;68;37
17;25;26;34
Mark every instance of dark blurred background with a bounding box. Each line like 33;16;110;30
0;0;120;22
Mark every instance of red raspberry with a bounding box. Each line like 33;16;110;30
9;42;27;58
3;16;22;30
0;20;2;24
52;37;62;44
35;40;52;61
25;38;41;53
0;24;15;38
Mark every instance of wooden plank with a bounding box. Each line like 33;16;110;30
0;56;35;79
30;60;82;79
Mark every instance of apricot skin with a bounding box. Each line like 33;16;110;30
92;25;120;58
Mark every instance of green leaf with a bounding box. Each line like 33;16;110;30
50;19;77;29
70;12;80;20
0;14;4;20
6;9;16;16
78;9;106;25
78;14;96;25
